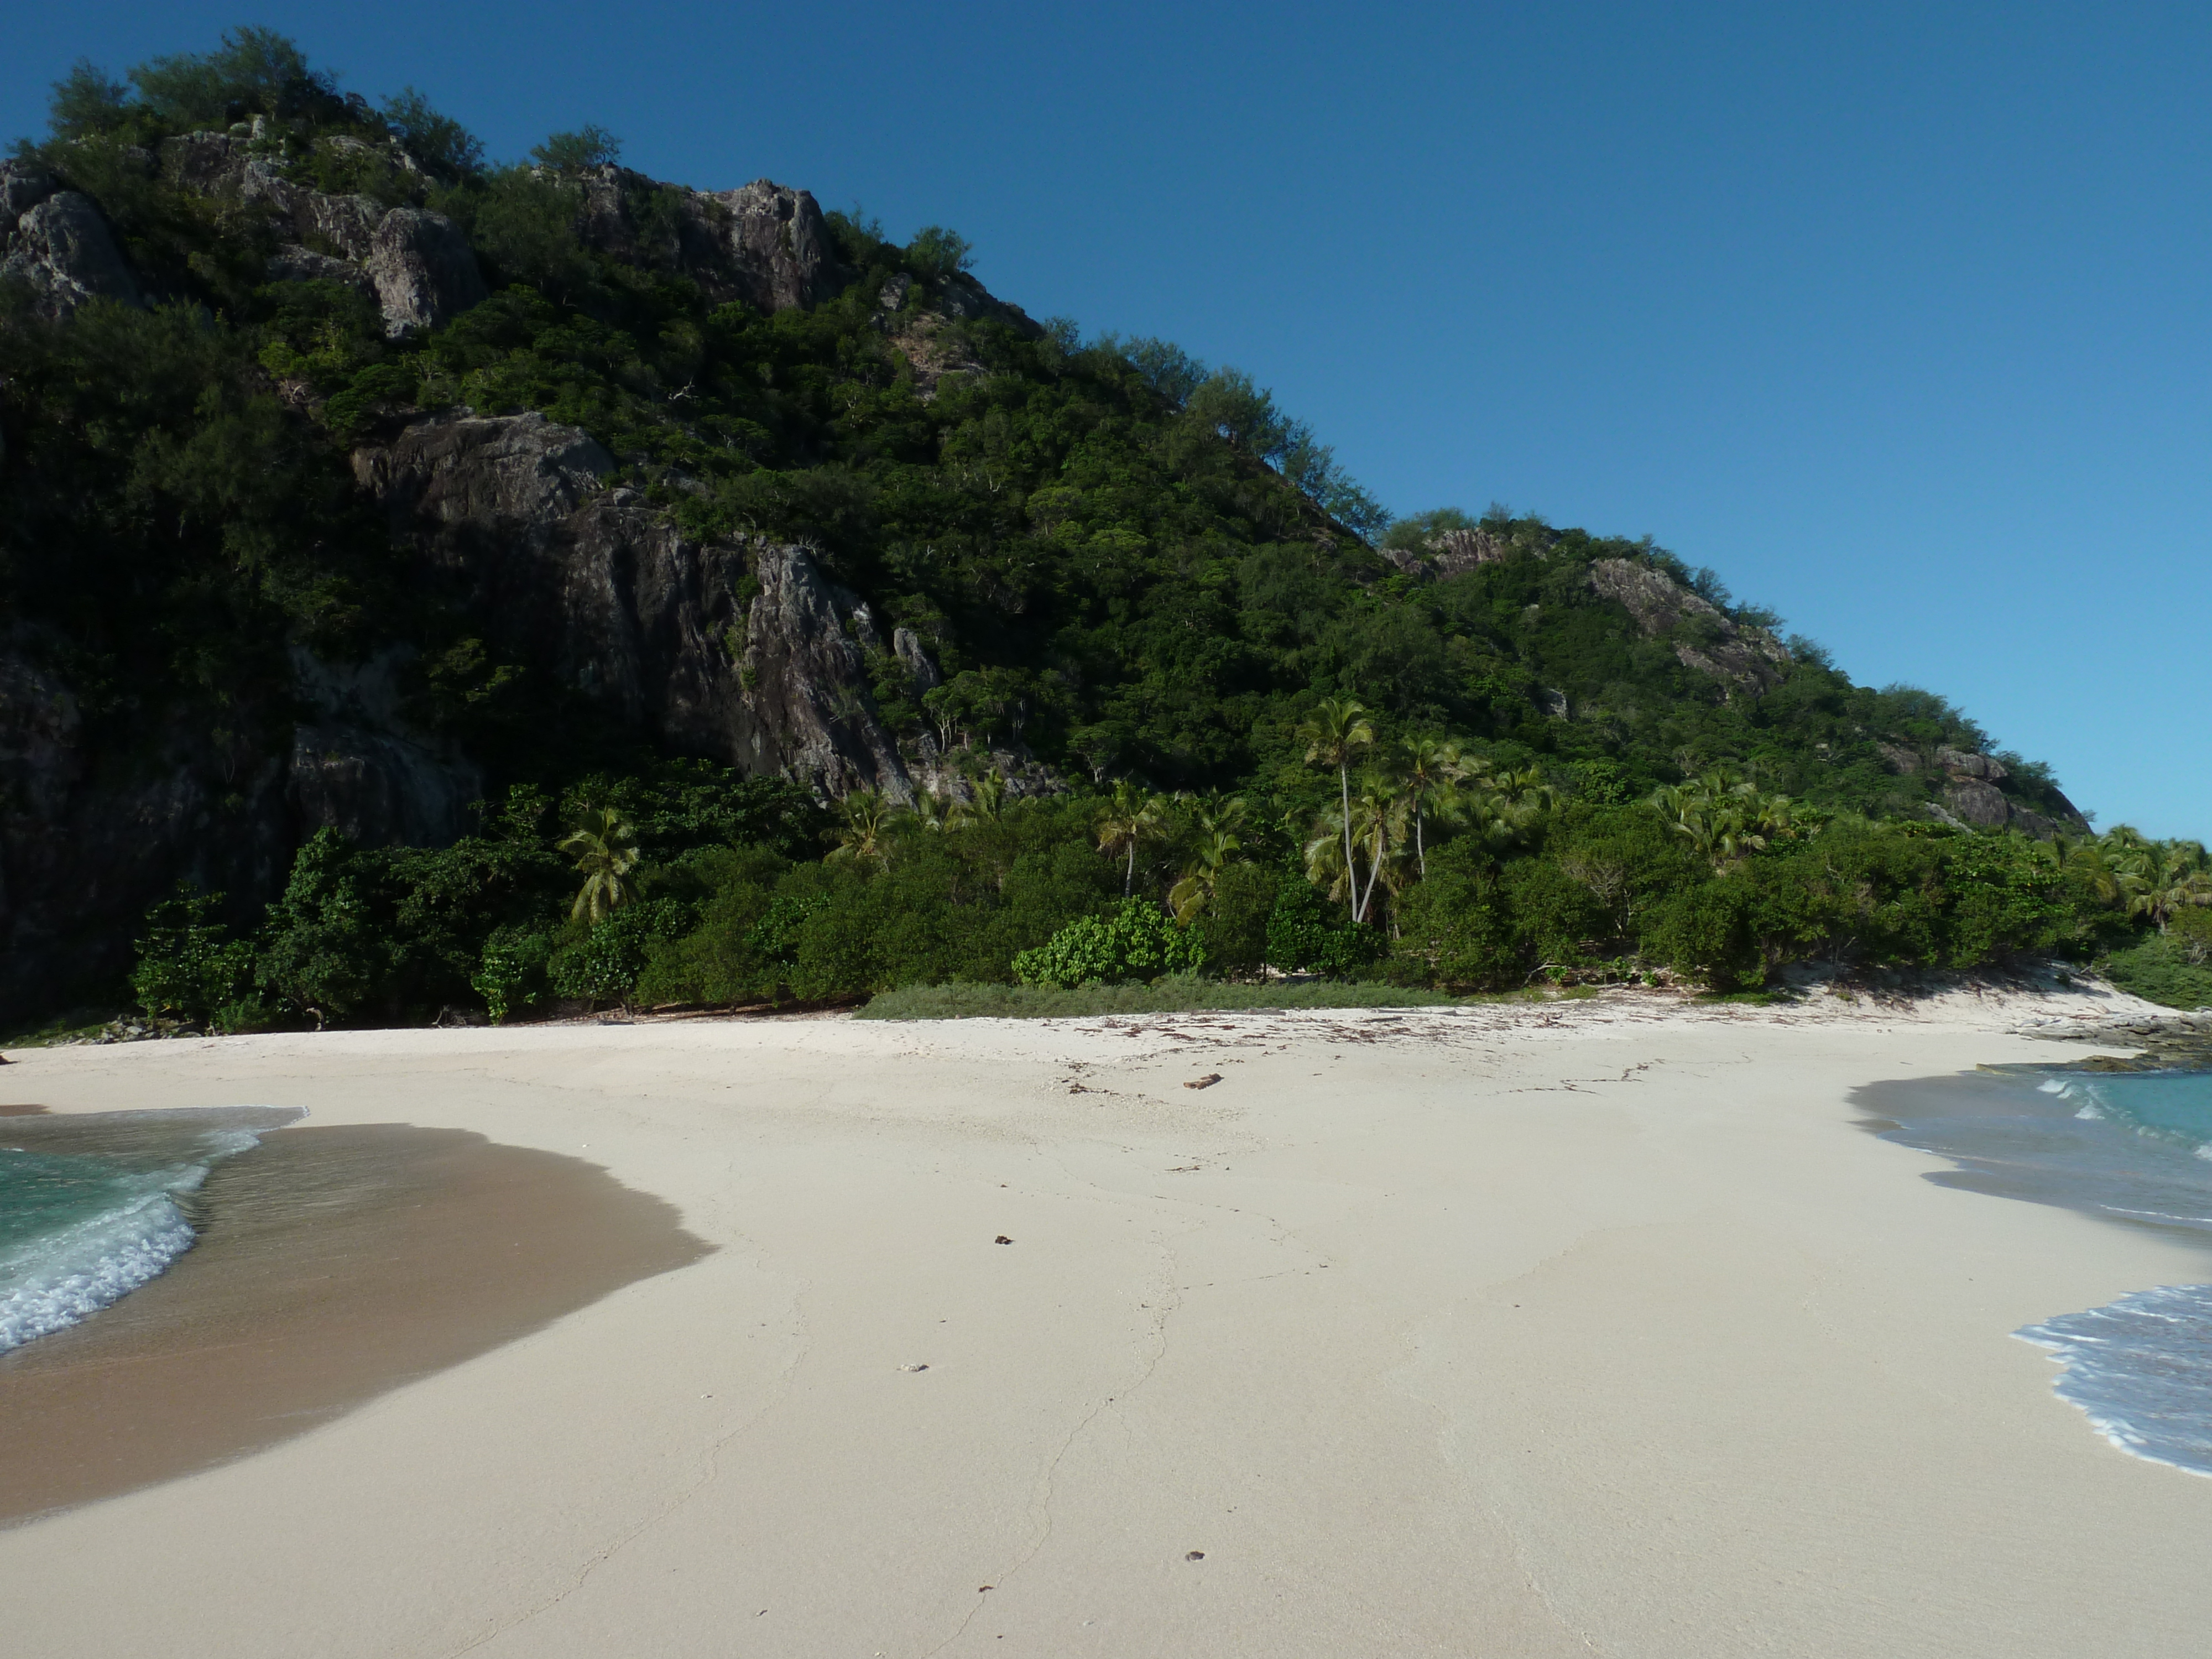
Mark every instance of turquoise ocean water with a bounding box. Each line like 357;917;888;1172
1864;1066;2212;1476
0;1107;302;1353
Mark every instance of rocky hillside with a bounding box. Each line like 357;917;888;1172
0;35;2089;1022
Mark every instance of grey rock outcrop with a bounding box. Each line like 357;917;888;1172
574;169;846;313
1588;557;1792;694
1936;745;2005;781
1379;526;1511;579
2;191;142;318
738;544;912;798
1872;738;2087;837
285;646;481;847
363;208;488;336
268;244;374;293
931;271;1046;337
353;410;912;800
0;161;57;221
156;133;483;336
894;628;943;696
0;633;294;1021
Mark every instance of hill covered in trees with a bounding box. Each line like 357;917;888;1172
3;28;2206;1031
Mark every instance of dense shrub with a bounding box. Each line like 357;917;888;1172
1013;900;1204;987
130;888;255;1024
548;898;692;1006
473;927;553;1024
1265;879;1378;976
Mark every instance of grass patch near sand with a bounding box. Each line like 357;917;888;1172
854;975;1482;1021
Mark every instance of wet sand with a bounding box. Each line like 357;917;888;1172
0;1119;707;1526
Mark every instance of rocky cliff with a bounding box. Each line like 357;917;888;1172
0;142;959;1020
354;410;916;798
1586;557;1794;696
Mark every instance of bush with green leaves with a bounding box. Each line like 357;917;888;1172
130;887;256;1024
547;898;693;1006
1013;900;1204;988
1264;879;1376;977
472;927;553;1024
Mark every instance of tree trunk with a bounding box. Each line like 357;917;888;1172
1340;763;1359;923
1358;821;1386;924
1125;842;1135;897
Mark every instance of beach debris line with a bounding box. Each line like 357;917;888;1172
994;1235;1013;1244
1185;1073;1223;1089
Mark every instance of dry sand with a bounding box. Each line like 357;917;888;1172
2;985;2210;1656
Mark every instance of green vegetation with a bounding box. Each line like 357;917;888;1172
7;29;2206;1027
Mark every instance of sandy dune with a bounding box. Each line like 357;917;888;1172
3;989;2209;1656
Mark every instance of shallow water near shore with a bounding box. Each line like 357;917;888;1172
1860;1064;2212;1475
0;1105;305;1353
0;1112;709;1527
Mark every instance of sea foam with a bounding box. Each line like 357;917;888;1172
0;1123;272;1353
2018;1285;2212;1478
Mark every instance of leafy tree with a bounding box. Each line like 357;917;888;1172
46;60;129;140
131;887;254;1024
380;87;483;176
905;225;974;283
549;897;688;1008
1265;878;1377;976
529;125;622;174
472;927;552;1024
253;830;387;1028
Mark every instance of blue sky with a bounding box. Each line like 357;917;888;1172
8;3;2205;836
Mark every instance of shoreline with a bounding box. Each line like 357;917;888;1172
0;1120;707;1527
3;993;2209;1655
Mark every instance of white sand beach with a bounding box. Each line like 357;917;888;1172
4;989;2210;1656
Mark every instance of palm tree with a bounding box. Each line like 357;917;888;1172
1303;811;1355;913
1347;775;1411;925
1493;765;1560;816
948;769;1007;831
907;788;950;832
1168;796;1248;924
1398;734;1468;877
827;790;894;865
1651;769;1786;870
1295;697;1375;921
2061;831;2125;904
2121;840;2212;932
560;806;640;924
1095;779;1167;896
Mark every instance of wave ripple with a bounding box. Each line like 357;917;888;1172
2019;1285;2212;1478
